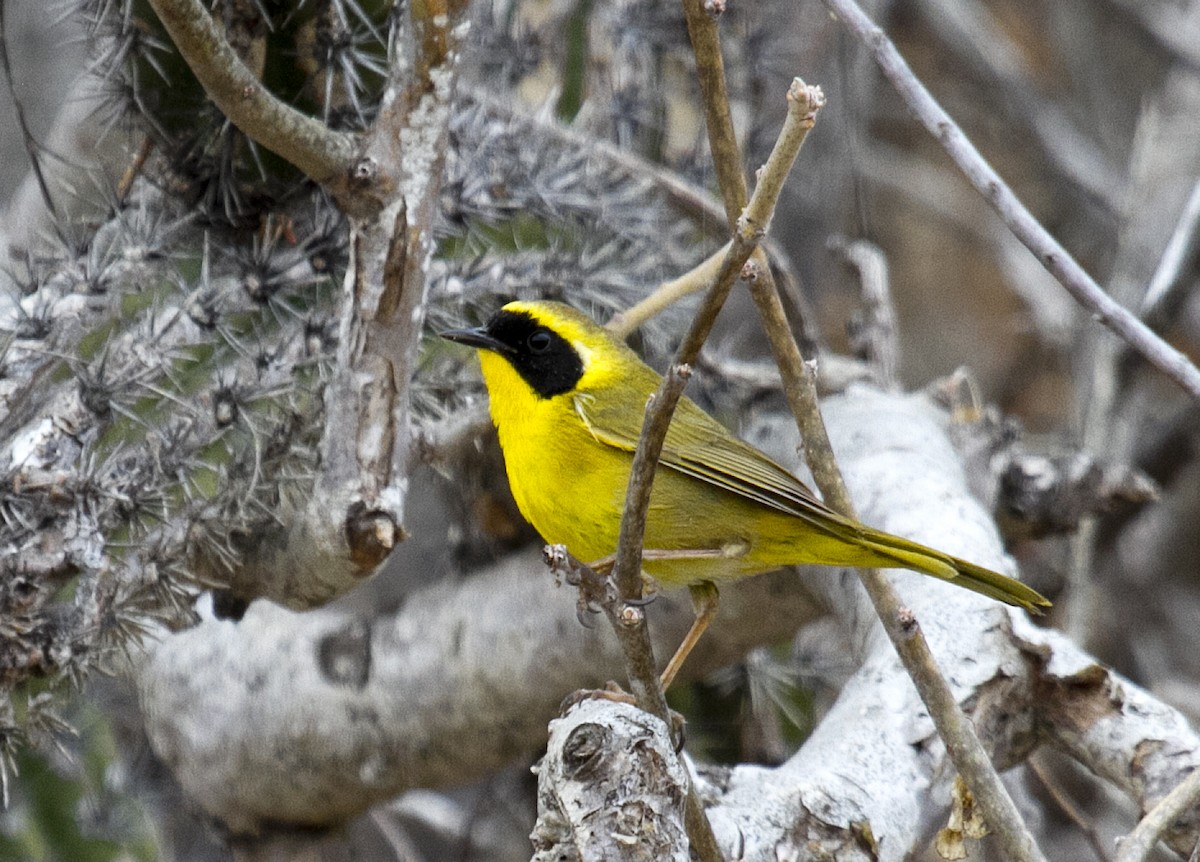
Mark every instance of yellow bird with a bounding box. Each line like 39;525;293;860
443;300;1049;685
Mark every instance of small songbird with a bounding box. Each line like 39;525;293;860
443;300;1049;685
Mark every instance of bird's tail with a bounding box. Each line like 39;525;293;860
859;526;1051;614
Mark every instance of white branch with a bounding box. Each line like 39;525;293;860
137;387;1200;855
531;700;690;862
535;388;1200;860
136;550;820;834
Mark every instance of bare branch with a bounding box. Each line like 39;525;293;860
606;76;824;713
1023;621;1200;859
912;0;1125;211
609;362;692;719
1067;64;1200;641
822;0;1200;402
606;247;729;341
1116;768;1200;862
680;0;745;226
532;700;690;862
533;389;1200;861
136;550;821;834
248;1;469;605
593;78;823;860
144;0;357;185
679;5;1047;857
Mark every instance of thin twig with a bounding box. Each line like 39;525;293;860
757;286;1049;862
144;0;357;184
1064;94;1188;644
606;364;723;862
681;4;1048;860
609;77;825;619
913;0;1124;212
0;3;56;217
605;275;742;862
608;363;693;718
1115;767;1200;862
607;244;730;340
605;77;823;862
1028;755;1113;862
822;0;1200;402
115;137;155;204
1141;176;1200;323
681;0;745;227
470;89;821;348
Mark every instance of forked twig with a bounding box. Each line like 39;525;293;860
609;79;824;708
604;77;824;862
681;2;1047;860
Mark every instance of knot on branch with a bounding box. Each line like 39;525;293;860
562;722;610;779
351;157;379;187
345;504;400;571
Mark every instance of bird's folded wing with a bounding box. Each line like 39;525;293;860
575;391;855;540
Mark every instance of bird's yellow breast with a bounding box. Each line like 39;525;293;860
479;349;624;561
477;348;789;582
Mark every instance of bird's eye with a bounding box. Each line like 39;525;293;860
527;329;552;354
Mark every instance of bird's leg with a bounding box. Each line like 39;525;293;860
659;581;720;691
587;547;735;609
567;548;731;694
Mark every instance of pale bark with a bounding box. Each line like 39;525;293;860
533;388;1200;860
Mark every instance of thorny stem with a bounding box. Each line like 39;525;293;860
683;4;1047;861
144;0;357;185
822;0;1200;403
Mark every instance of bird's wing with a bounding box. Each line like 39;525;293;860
574;387;850;535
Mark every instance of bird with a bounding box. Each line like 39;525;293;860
442;299;1050;688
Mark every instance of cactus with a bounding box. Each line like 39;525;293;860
2;0;783;803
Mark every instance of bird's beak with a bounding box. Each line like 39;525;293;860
440;325;510;354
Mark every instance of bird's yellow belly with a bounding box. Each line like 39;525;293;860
498;409;628;562
496;404;791;585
